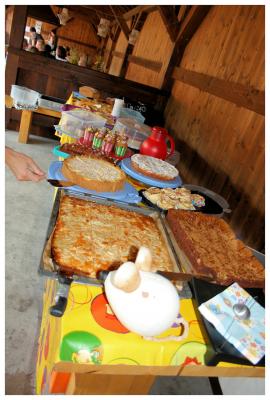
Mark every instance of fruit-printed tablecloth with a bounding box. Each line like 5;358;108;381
36;279;215;394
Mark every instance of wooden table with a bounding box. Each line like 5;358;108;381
5;95;61;144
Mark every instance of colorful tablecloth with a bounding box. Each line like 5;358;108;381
36;279;214;394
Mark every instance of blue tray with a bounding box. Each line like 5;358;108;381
120;157;182;188
53;145;70;159
48;161;142;204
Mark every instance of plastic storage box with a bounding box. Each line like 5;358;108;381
38;95;65;112
119;107;145;123
60;109;106;139
10;85;41;110
113;118;151;150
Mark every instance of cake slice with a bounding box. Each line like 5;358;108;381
62;155;126;192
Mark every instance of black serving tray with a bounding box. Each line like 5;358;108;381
191;277;265;367
139;189;224;216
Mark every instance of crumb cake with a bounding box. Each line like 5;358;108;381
62;155;126;192
167;210;265;288
51;196;174;278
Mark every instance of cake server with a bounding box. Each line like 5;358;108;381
47;179;74;187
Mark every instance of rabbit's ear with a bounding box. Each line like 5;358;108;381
111;262;141;293
135;247;152;272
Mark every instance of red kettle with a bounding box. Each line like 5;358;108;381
140;126;175;160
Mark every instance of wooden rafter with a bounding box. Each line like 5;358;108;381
123;5;157;20
157;6;180;42
162;5;211;91
110;6;130;40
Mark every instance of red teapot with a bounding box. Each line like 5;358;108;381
140;126;175;160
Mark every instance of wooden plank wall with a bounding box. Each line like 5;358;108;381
125;11;174;88
164;5;265;251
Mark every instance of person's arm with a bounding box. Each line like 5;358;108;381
5;146;45;182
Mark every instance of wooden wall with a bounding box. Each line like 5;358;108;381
164;5;265;251
125;11;174;88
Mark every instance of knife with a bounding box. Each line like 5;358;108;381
97;269;212;283
47;179;74;187
156;270;213;282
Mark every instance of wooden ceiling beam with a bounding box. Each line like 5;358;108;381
123;5;157;20
157;6;180;42
162;5;211;91
109;6;130;41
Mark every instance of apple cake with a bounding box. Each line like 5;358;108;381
51;195;174;278
62;155;126;192
131;154;179;181
167;210;265;288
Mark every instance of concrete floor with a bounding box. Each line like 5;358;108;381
5;130;265;395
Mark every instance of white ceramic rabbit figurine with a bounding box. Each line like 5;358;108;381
104;247;189;341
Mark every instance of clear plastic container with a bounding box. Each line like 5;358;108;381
38;96;64;112
113;118;151;150
10;85;41;110
60;109;106;139
119;107;145;123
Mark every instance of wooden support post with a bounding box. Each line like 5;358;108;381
157;6;180;42
119;44;133;78
18;110;33;144
5;6;28;128
162;5;211;92
110;6;130;41
105;26;121;72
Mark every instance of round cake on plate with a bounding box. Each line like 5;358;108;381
62;155;126;192
131;154;179;181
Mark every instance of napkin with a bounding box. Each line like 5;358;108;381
198;282;265;364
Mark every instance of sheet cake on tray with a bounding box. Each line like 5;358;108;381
166;210;265;288
51;194;178;279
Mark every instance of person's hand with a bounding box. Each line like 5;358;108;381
5;147;45;182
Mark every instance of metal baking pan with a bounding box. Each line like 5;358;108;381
39;188;184;315
39;188;185;314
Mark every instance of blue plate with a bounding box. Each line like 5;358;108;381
48;161;142;204
120;157;182;188
52;145;69;159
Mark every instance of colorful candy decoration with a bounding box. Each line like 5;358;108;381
101;132;116;155
114;132;128;157
92;130;105;149
83;127;98;146
60;331;103;365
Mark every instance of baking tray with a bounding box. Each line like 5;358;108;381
39;188;184;287
191;252;265;367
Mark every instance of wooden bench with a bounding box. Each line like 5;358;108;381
5;94;61;144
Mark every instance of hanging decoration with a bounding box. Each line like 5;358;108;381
128;29;140;46
57;8;72;26
97;18;110;38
